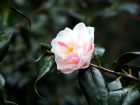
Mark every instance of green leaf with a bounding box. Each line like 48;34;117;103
0;75;18;105
93;46;105;66
0;74;6;105
0;74;5;89
115;52;140;70
94;46;105;58
122;57;140;72
108;87;130;105
40;43;52;50
108;80;122;91
35;43;53;62
34;56;55;98
122;87;140;105
78;67;108;105
10;6;31;28
0;33;11;62
109;86;140;105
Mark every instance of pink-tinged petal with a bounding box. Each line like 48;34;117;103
55;55;77;72
51;40;68;58
80;47;94;69
86;39;93;53
58;41;69;49
65;53;80;64
79;39;93;56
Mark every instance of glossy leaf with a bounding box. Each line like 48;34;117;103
109;86;140;105
108;80;122;91
94;46;105;58
122;57;140;71
35;43;53;62
40;43;52;50
0;75;18;105
0;74;5;105
93;46;105;66
122;87;140;105
78;67;108;105
34;56;55;98
115;52;140;70
0;33;11;62
108;87;130;105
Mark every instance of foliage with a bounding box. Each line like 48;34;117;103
0;0;140;105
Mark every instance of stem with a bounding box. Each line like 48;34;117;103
90;63;139;81
15;4;45;27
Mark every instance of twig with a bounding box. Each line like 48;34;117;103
90;63;139;81
15;4;46;27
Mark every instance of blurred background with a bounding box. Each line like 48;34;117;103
0;0;140;105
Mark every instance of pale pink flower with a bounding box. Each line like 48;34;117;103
51;23;95;74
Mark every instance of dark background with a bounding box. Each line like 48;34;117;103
0;0;140;105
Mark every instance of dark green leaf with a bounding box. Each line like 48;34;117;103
40;43;52;50
78;67;108;105
0;33;11;62
108;87;130;105
34;56;55;98
0;74;5;89
115;52;140;70
35;43;53;62
122;57;140;71
122;87;140;105
109;86;140;105
0;74;5;105
94;46;105;58
108;80;122;91
93;46;105;66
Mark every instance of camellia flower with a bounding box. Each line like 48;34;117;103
51;23;95;74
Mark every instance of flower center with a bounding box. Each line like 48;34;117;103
67;47;73;54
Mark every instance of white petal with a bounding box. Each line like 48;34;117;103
73;23;89;47
77;43;94;69
51;27;74;58
73;22;86;31
61;68;76;74
55;27;73;41
55;55;77;71
57;27;72;37
87;27;95;40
